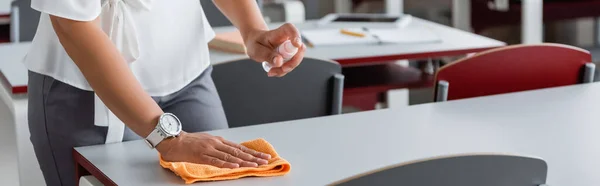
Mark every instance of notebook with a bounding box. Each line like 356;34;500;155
209;31;247;54
301;27;441;46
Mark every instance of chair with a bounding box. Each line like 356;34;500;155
435;43;595;102
212;57;344;128
329;154;548;186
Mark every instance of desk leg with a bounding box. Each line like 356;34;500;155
334;0;352;13
522;0;543;44
385;0;403;15
73;150;118;186
453;0;472;32
74;158;90;186
595;17;600;47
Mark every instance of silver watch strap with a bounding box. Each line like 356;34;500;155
145;128;165;148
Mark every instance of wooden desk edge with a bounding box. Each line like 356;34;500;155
73;149;118;186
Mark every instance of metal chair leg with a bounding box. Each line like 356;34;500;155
436;80;449;102
583;63;596;83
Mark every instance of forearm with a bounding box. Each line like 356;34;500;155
212;0;268;40
50;16;162;138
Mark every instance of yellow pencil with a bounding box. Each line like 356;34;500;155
340;29;366;37
301;36;314;48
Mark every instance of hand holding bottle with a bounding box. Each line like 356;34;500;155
262;40;299;72
242;23;306;77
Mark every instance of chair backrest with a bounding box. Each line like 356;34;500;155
212;57;344;128
330;154;548;186
10;0;40;42
435;43;594;101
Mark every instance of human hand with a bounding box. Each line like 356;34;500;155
244;23;306;77
157;131;271;168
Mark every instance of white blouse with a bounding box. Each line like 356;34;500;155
25;0;216;143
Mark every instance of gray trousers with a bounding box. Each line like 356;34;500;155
27;66;228;186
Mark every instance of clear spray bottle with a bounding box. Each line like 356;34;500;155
262;40;299;72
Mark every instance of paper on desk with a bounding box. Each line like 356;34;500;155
301;27;440;46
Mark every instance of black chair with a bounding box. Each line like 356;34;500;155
330;154;548;186
212;57;344;128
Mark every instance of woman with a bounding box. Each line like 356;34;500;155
24;0;305;185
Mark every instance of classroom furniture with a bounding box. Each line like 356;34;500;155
434;43;595;102
9;0;39;42
262;0;306;23
330;154;547;186
210;19;504;65
472;0;600;35
211;18;505;110
1;17;503;185
74;81;600;186
212;57;344;128
79;175;102;186
0;42;41;186
0;88;19;185
334;0;404;15
453;0;544;44
456;0;600;45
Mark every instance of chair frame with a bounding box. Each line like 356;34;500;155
329;153;548;186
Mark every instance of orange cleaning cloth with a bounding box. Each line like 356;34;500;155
159;138;291;184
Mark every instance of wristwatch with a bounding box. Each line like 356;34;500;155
145;113;182;149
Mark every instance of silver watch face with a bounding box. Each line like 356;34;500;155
159;113;182;136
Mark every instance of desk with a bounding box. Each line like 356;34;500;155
211;18;505;66
75;82;600;186
0;43;43;186
212;18;504;110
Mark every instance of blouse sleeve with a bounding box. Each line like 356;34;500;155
31;0;101;21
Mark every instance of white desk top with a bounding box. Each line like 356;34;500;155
210;18;505;64
77;82;600;186
0;43;29;93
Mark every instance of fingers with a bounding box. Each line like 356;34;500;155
269;43;306;77
269;23;301;47
200;155;240;169
207;148;260;167
215;144;267;166
246;42;284;69
222;140;272;160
